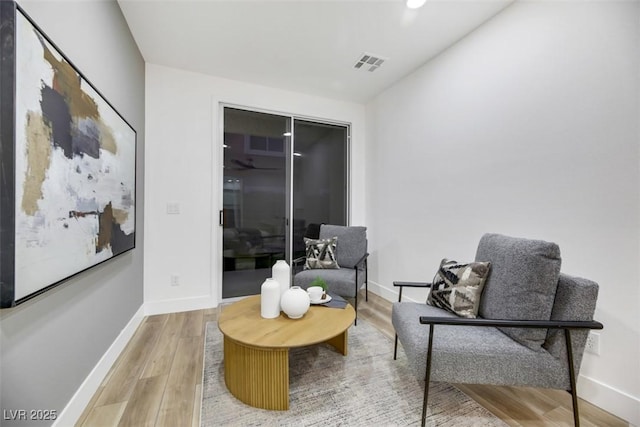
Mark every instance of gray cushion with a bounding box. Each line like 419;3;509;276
319;225;367;269
294;267;364;298
392;302;571;389
475;233;561;351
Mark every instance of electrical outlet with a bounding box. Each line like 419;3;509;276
170;275;180;286
585;331;600;355
166;202;180;215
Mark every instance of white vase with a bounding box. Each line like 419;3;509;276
272;260;291;296
280;286;310;319
260;278;280;319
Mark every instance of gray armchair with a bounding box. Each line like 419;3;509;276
392;233;603;427
293;224;368;323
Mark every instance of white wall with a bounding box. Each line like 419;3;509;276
365;0;639;424
144;64;365;313
0;1;145;425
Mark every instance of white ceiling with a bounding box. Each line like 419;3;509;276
118;0;514;103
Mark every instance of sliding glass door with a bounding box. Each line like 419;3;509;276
222;108;289;298
221;106;348;299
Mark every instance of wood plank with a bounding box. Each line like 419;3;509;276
155;336;202;427
457;384;540;425
145;314;167;324
182;310;204;337
141;312;186;378
95;321;164;406
78;402;126;427
75;385;105;427
573;398;630;427
118;375;168;427
543;405;591;427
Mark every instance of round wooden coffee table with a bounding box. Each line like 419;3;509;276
218;294;356;410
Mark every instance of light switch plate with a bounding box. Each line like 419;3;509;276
166;202;180;214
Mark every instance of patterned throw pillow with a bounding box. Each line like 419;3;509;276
304;237;340;269
427;259;491;318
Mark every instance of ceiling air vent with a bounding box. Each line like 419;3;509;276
354;53;387;72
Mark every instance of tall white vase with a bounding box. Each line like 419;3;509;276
272;260;291;296
260;278;280;319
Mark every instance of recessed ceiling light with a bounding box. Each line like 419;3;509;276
406;0;426;9
283;132;292;136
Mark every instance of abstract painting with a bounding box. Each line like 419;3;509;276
0;2;136;308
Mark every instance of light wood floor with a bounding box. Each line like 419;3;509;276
76;292;628;427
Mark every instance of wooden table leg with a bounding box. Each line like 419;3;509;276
223;335;289;410
325;329;349;356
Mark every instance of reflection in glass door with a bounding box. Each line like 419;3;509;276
222;108;289;298
291;120;348;260
221;107;349;299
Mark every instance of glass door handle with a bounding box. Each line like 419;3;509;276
219;210;224;226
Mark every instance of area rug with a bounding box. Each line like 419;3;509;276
201;319;507;426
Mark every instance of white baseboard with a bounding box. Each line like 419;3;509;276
143;294;215;316
578;374;639;426
371;280;639;426
367;279;422;303
53;305;145;427
366;279;398;302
